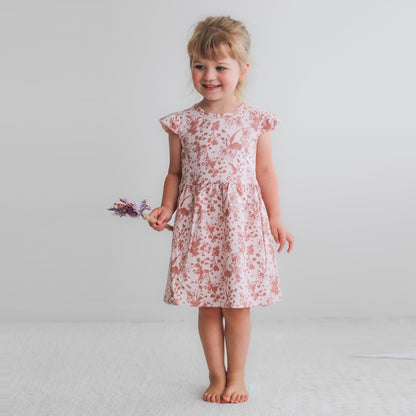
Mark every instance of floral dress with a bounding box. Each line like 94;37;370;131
159;102;282;308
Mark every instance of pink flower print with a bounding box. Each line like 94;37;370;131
188;118;199;135
191;140;204;160
212;121;220;131
262;117;274;132
228;130;243;151
205;155;221;176
176;206;190;218
250;114;261;131
229;163;239;176
169;119;179;133
189;237;201;257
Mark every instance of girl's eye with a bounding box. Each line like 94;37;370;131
216;66;226;71
195;65;205;70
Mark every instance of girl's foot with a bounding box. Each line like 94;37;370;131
203;374;227;403
222;374;249;403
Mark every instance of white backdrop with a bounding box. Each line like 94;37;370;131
1;0;415;321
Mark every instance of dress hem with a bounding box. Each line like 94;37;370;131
163;297;282;308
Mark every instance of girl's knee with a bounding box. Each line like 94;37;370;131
199;306;223;319
221;307;250;323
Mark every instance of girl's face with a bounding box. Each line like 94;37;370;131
191;52;248;105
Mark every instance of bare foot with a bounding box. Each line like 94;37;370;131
203;374;227;403
222;374;249;403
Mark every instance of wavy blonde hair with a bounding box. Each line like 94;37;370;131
187;16;251;101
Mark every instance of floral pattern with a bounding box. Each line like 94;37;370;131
159;102;282;308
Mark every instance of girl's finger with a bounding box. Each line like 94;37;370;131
273;230;279;244
269;225;277;242
277;235;287;253
286;233;294;252
274;229;280;243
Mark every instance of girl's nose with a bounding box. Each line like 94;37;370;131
204;69;216;81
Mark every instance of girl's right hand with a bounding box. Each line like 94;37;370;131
148;206;173;231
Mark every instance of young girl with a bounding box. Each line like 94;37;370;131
149;16;294;404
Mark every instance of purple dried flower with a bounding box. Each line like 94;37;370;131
107;197;173;231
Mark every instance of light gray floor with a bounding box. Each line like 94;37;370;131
3;318;416;416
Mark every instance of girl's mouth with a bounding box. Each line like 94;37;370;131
203;84;221;90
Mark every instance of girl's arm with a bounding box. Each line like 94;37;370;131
161;131;182;213
255;130;281;218
256;130;294;252
149;131;182;231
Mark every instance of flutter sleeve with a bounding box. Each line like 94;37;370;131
159;112;182;136
259;110;281;135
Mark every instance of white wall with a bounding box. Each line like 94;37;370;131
1;0;415;321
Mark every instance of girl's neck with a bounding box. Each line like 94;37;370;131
197;97;245;115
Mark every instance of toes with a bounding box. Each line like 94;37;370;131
222;392;231;403
204;392;222;403
230;392;238;403
203;392;224;404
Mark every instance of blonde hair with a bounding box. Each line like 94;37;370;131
187;16;251;100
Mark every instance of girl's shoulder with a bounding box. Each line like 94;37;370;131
161;105;197;119
244;103;281;134
244;103;278;117
159;105;197;135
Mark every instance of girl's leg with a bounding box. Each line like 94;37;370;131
221;307;251;403
198;307;227;403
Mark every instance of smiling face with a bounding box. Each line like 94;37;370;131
191;50;248;107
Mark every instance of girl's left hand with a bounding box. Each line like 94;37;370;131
269;216;294;253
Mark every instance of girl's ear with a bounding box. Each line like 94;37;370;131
239;62;250;81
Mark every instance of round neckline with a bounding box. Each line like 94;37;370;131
194;102;247;117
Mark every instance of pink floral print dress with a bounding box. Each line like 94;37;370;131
159;102;282;308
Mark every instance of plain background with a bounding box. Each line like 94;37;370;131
1;0;415;322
